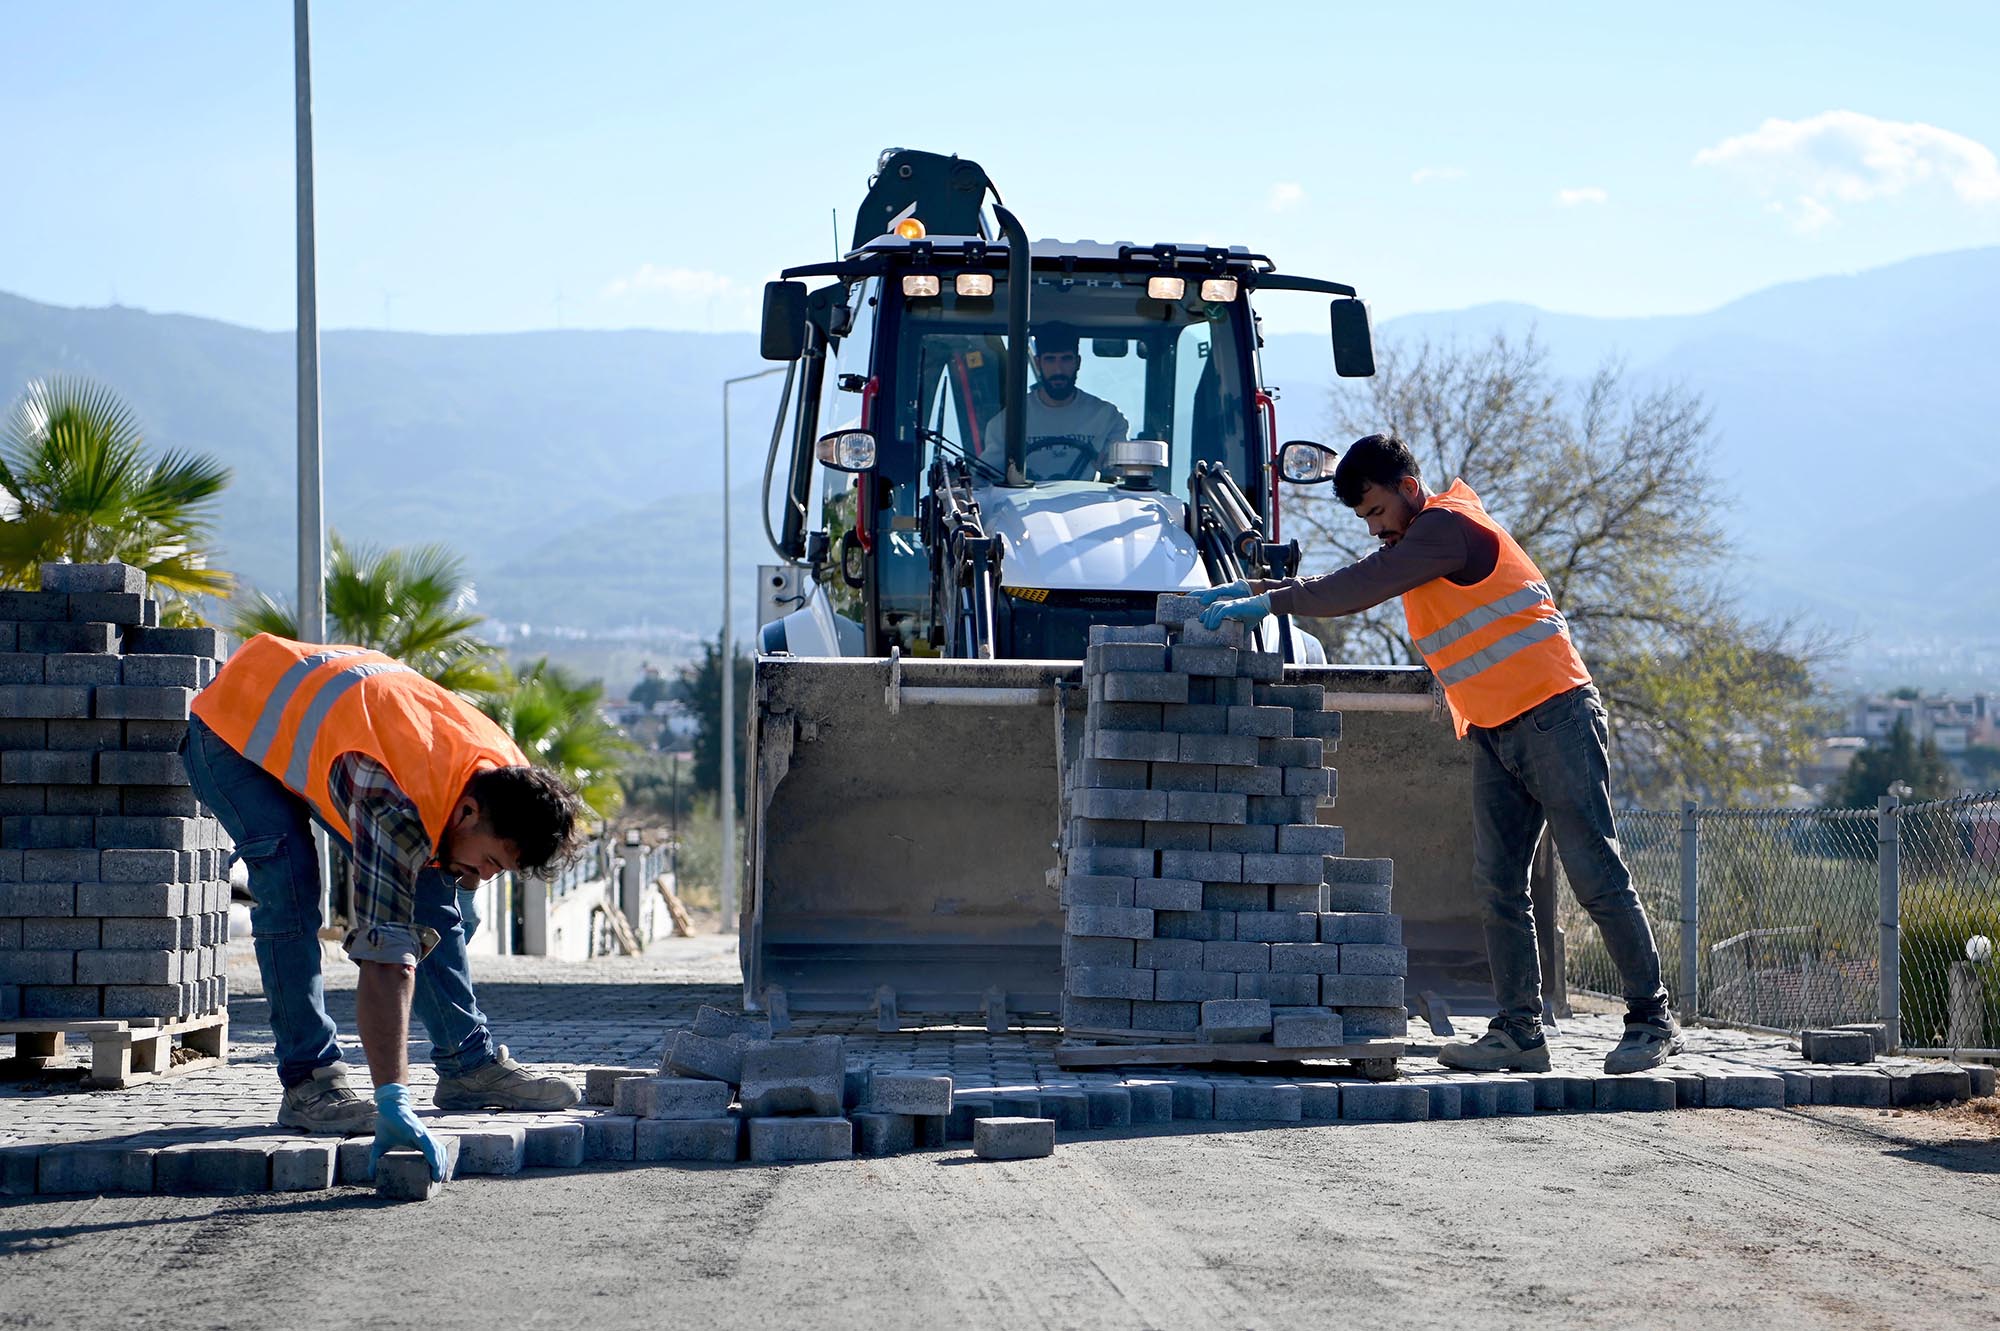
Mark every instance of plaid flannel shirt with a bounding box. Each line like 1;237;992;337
329;752;443;966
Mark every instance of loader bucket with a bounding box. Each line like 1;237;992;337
743;657;1488;1023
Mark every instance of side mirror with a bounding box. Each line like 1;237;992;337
1330;298;1375;378
761;281;809;361
1278;440;1338;484
816;429;877;472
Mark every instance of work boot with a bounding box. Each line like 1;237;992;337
1436;1023;1551;1073
1603;1017;1684;1075
432;1045;581;1111
276;1061;378;1135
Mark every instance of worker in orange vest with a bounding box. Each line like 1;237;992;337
183;634;589;1179
1198;433;1680;1075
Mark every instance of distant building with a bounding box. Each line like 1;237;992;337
1850;693;1991;755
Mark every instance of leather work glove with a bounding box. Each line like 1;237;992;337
371;1083;446;1181
1193;580;1251;606
1199;593;1273;630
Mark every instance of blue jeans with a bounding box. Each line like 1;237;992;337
183;718;496;1088
1470;684;1671;1037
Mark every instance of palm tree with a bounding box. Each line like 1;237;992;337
0;378;233;606
478;658;633;818
232;532;501;694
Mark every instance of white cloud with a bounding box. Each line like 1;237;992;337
599;264;763;329
602;264;738;300
1555;186;1609;207
1410;166;1465;185
1694;110;2000;231
1267;181;1305;213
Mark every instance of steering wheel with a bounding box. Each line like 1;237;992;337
1022;438;1100;482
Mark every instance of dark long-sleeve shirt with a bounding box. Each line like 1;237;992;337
1258;507;1500;618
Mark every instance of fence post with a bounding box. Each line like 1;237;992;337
1878;793;1901;1051
1680;800;1700;1019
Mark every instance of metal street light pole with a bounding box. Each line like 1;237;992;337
293;0;324;644
720;366;787;934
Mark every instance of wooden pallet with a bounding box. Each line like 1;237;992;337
2;1011;229;1089
1056;1030;1404;1077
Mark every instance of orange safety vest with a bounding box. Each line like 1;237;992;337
190;634;528;848
1401;480;1591;737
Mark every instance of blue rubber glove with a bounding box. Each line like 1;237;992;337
1199;592;1273;630
1193;580;1252;606
370;1083;446;1181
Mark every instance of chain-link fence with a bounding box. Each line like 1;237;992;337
1555;792;2000;1054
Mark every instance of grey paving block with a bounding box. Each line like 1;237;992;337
1087;642;1170;673
448;1126;527;1175
1164;1079;1213;1120
77;881;186;917
661;1030;743;1084
1170;645;1239;677
632;1114;739;1163
2;750;92;784
1967;1065;1996;1098
1072;817;1146;848
95;816;206;850
1259;737;1323;768
43;719;122;751
1128;999;1201;1032
1193;678;1254;707
1213;763;1284;797
1892;1067;1973;1106
1067;965;1154;1000
1080;758;1151;789
973;1116;1056;1159
2;815;94;848
119;786;202;817
1270;942;1341;974
1276;824;1346;856
1073;787;1169;822
43;653;122;686
1421;1081;1463;1119
1060;996;1131;1030
1273;1007;1345;1047
748;1116;853;1163
20;917;96;949
1340;944;1409;976
0;950;74;984
1061;875;1136;908
117;655;203;688
125;625;227;657
1179;616;1246;648
46;784;119;815
1319;912;1402;944
1090;624;1170;646
1284;767;1332;798
74;949;178;985
1321;974;1405;1006
95;751;190;786
1237;650;1282;682
619;1075;735;1120
946;1094;998;1140
1255;682;1326;709
1120;1081;1174;1124
38;1142;155;1194
118;719;191;752
1209;823;1278;853
1132;877;1203;911
1204;883;1269;911
1800;1029;1875;1064
1489;1078;1536;1115
39;562;146;595
1325;883;1394;913
0;784;45;815
62;590;147;625
18;622;120;655
1200;997;1272;1041
1068;845;1155;877
524;1120;587;1167
866;1073;953;1117
1177;733;1257;766
1166;790;1248;824
271;1140;337;1192
581;1114;638;1160
1338;1005;1407;1039
91;686;191;721
1247;795;1320;826
1066;904;1154;940
851;1111;917;1156
739;1036;845;1116
1154;909;1235;941
0;1146;38;1196
1342;1082;1429;1121
1236;913;1318;944
1202;940;1270;973
1226;705;1294;739
1082;1086;1132;1128
1155;969;1236;1002
97;847;182;882
1094;729;1181;762
1292;709;1342;742
1238;973;1319;1005
1091;703;1166;734
376;1136;461;1201
1270;884;1328;912
1161;705;1230;736
1828;1070;1893;1107
1212;1082;1301;1121
1594;1076;1677;1111
103;984;187;1020
1324;856;1394;886
1241;852;1324;885
1135;937;1202;970
1160;849;1240;882
1702;1071;1787;1108
156;1140;275;1195
1065;935;1136;968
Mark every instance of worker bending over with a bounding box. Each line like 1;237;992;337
183;634;587;1178
1197;433;1680;1075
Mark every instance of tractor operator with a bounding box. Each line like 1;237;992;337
986;322;1129;482
1195;432;1682;1076
183;634;589;1180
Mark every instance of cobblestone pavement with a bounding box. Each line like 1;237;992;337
2;935;1991;1196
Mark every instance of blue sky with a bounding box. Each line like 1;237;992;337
3;2;1996;334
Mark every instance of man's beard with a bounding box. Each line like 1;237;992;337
1041;375;1077;401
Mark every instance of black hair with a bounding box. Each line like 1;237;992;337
1332;432;1421;507
1032;323;1080;356
465;766;588;873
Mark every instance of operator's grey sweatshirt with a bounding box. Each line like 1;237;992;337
1255;506;1500;618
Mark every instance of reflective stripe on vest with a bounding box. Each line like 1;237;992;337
242;647;374;765
279;660;418;792
1431;611;1568;686
1412;581;1554;657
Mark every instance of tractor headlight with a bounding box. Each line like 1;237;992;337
902;274;941;298
1199;278;1239;302
955;273;994;297
816;429;878;472
1146;276;1187;300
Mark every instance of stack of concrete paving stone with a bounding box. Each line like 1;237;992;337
0;562;231;1027
1058;593;1405;1049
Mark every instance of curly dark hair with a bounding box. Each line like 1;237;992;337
1332;431;1421;508
464;766;589;873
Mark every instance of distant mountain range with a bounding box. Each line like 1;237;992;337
2;246;1995;681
